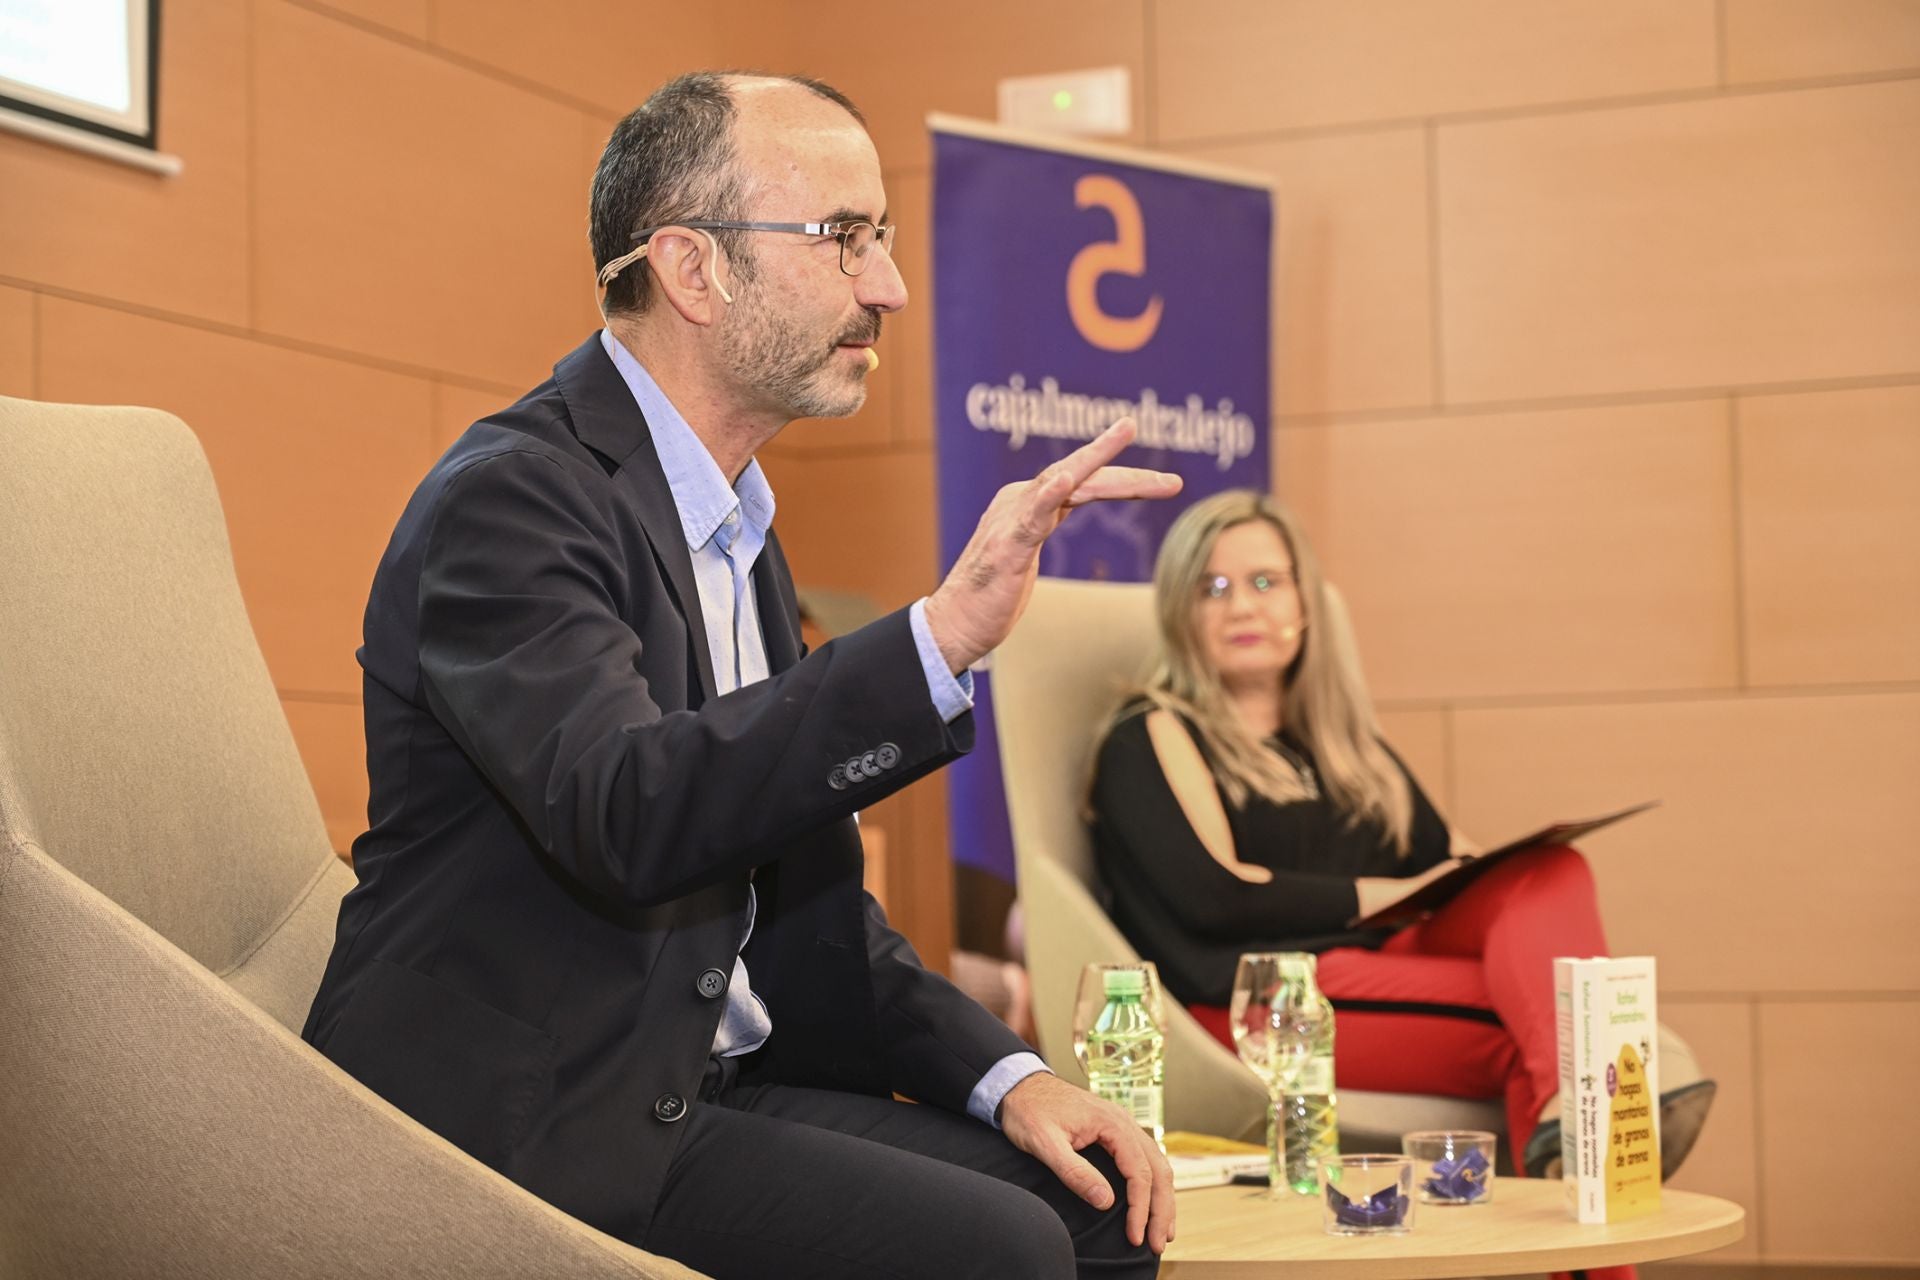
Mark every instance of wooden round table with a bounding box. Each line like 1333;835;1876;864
1161;1178;1745;1278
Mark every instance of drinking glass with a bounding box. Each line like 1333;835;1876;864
1319;1154;1414;1235
1229;952;1330;1197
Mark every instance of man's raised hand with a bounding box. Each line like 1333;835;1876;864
922;419;1181;674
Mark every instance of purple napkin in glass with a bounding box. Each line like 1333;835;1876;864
1327;1181;1411;1228
1421;1147;1491;1202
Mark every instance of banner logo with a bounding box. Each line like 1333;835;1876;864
1066;174;1164;352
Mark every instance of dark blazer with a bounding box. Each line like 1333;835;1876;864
303;334;1029;1244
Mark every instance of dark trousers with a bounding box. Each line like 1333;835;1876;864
637;1060;1160;1279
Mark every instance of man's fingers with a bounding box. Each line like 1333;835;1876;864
1038;1139;1117;1211
1052;417;1139;491
1147;1144;1177;1251
1065;465;1184;507
1096;1121;1170;1250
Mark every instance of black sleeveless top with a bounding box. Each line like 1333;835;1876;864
1088;704;1450;1006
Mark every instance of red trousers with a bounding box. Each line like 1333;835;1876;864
1191;845;1628;1280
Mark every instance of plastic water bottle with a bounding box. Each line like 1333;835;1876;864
1279;955;1339;1194
1084;967;1165;1148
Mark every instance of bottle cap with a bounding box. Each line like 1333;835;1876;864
1102;967;1146;999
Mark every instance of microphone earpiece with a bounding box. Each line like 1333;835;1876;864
865;347;880;372
701;230;734;304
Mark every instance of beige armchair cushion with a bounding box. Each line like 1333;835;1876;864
0;395;700;1278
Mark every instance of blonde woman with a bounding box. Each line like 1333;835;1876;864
1087;491;1712;1209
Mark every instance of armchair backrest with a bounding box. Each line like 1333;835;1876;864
0;395;350;1031
995;577;1268;1139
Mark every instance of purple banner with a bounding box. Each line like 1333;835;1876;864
932;124;1272;883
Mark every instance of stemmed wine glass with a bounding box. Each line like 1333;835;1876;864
1230;952;1331;1197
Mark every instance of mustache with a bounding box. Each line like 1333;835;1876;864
832;309;884;349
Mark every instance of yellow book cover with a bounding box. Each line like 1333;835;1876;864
1555;956;1662;1223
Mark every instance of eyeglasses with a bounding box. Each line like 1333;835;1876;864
1198;569;1297;603
629;219;898;277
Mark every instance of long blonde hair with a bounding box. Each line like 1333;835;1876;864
1134;490;1415;855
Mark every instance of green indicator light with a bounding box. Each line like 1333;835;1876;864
1052;89;1074;111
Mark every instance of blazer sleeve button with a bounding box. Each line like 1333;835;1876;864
654;1093;687;1123
828;764;849;791
696;967;728;999
875;742;900;769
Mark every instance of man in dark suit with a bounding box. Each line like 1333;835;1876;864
303;71;1181;1279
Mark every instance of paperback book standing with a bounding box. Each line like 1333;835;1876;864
1554;956;1661;1223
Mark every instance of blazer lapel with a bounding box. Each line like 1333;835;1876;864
753;529;803;676
551;336;719;703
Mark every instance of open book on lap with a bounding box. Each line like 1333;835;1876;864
1348;800;1659;931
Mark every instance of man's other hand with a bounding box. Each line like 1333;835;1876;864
998;1071;1175;1254
923;418;1181;674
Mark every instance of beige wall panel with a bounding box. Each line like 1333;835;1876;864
1740;384;1920;687
1182;128;1432;418
433;380;515;452
252;1;600;389
431;1;723;115
1439;80;1920;402
283;697;367;856
1373;708;1451;814
0;0;248;325
1272;401;1740;701
886;171;934;446
1153;0;1716;142
762;449;938;606
1757;999;1920;1262
0;286;33;398
1660;1000;1761;1261
307;0;430;40
36;298;436;698
1451;692;1920;994
729;2;1147;171
1725;0;1920;84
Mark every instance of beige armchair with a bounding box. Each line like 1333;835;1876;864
0;396;704;1280
993;577;1699;1150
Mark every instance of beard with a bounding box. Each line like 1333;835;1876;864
722;283;883;420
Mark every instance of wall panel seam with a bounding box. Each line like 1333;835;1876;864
1160;67;1920;153
29;288;41;400
280;0;629;119
1;277;526;396
1749;996;1769;1256
1665;991;1920;1002
1425;118;1445;409
1268;373;1920;429
1728;397;1750;689
1375;681;1920;713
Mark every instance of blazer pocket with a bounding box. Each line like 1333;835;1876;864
324;958;559;1171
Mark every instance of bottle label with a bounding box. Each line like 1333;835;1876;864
1096;1082;1164;1132
1293;1056;1335;1094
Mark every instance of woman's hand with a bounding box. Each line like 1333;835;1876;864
1353;857;1463;919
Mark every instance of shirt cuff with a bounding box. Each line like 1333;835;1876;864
910;597;974;725
966;1052;1052;1128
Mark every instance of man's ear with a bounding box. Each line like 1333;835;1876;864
644;227;731;324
